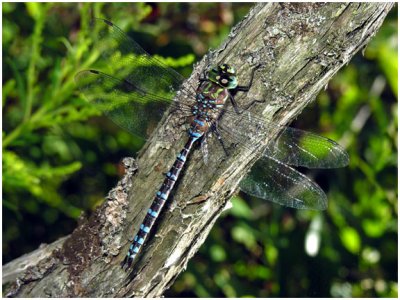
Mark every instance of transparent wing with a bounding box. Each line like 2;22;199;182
75;18;196;140
75;70;192;139
263;127;349;168
90;18;195;98
217;108;349;169
239;157;327;210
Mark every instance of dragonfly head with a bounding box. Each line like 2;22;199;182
208;64;238;89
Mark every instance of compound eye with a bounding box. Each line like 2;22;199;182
219;64;228;74
220;78;229;86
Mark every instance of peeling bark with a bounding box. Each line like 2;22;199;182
2;3;394;297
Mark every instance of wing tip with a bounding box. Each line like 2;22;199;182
74;69;100;86
102;19;114;27
92;17;114;27
341;150;350;167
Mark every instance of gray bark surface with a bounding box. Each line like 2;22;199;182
2;3;394;297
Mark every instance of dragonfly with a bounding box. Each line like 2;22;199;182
75;18;349;270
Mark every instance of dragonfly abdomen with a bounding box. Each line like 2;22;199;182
121;83;229;269
122;135;199;269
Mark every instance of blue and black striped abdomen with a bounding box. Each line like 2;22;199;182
122;136;198;269
122;82;230;270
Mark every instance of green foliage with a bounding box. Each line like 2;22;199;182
3;150;82;217
3;3;397;298
2;2;164;261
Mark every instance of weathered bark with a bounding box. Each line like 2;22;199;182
3;2;394;297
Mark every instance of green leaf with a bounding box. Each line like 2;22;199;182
210;244;227;262
26;3;42;20
154;53;196;68
340;227;361;254
230;196;253;219
2;2;16;14
3;150;82;218
362;219;388;238
2;79;16;107
231;223;256;249
264;243;278;265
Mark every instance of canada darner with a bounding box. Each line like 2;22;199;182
75;19;349;270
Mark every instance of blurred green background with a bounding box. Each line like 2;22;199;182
2;3;397;297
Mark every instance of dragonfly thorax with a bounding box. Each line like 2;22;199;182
188;80;229;139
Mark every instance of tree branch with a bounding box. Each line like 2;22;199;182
3;2;394;297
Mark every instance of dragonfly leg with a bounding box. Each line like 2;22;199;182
211;123;229;156
229;64;265;114
229;93;264;115
234;63;263;92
